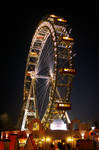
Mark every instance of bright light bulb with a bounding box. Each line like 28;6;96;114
46;137;51;142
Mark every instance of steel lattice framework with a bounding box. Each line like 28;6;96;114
20;15;76;130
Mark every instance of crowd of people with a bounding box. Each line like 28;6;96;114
50;142;72;150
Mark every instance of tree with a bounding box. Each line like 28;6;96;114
0;113;14;130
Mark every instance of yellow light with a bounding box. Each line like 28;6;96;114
80;131;85;139
50;14;57;18
46;137;51;142
98;137;99;141
64;68;69;71
32;122;39;131
64;68;76;73
63;36;74;41
67;137;74;143
91;126;95;130
19;138;27;144
57;18;67;22
41;137;45;142
46;122;50;128
30;52;38;57
64;104;70;107
63;36;68;40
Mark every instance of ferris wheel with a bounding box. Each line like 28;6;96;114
20;14;76;130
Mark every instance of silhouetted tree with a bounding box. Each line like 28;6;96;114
0;113;15;130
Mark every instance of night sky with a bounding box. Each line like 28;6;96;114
0;3;99;125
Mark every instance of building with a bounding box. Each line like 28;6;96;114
0;119;98;150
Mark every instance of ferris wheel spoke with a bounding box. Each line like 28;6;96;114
36;81;47;90
36;75;50;80
36;80;51;93
37;45;53;72
37;46;50;66
37;66;50;75
39;83;50;116
37;64;54;79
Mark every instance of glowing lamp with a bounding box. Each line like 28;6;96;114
57;18;67;23
80;130;85;139
62;36;74;41
98;137;99;141
30;52;38;57
67;137;74;143
56;103;71;110
26;133;29;138
50;14;57;18
91;126;95;130
46;137;51;142
6;133;8;139
59;68;76;75
41;137;45;142
19;138;27;144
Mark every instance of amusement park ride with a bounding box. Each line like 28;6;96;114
18;14;76;131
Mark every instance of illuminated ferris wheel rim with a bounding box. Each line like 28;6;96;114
24;18;74;92
24;21;58;90
23;19;59;123
25;21;57;82
21;15;75;130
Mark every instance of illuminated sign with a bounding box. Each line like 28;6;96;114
32;122;39;131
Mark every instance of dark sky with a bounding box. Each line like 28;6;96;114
0;3;99;124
